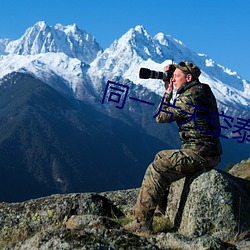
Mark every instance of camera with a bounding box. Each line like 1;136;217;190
139;64;176;82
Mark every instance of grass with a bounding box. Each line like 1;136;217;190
225;230;250;245
113;214;174;235
112;216;134;227
0;228;29;249
152;216;174;234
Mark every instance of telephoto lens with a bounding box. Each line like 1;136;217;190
139;68;167;80
139;65;176;82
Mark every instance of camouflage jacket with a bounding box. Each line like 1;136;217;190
155;80;222;157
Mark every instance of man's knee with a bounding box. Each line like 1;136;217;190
152;150;177;171
154;150;175;161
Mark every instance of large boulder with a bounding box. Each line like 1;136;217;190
165;169;250;241
0;193;124;248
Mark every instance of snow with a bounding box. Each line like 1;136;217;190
89;25;250;111
0;21;250;113
205;59;215;67
5;21;102;64
0;53;85;94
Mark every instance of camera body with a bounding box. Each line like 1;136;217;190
139;65;176;82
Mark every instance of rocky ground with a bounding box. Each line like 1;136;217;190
0;168;250;249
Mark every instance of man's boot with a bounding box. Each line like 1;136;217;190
123;217;153;234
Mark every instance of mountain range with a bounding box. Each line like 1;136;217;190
0;21;249;201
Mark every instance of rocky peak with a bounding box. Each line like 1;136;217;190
89;25;165;81
6;21;52;55
119;25;164;62
4;21;102;64
1;169;250;249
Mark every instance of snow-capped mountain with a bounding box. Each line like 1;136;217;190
1;22;249;112
0;22;103;101
0;52;99;101
3;21;102;64
89;25;250;111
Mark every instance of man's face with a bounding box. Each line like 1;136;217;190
172;68;188;90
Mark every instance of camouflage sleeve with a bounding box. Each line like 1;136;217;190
155;93;194;123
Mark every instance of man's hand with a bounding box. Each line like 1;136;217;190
163;65;173;94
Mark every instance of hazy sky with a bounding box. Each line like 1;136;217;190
1;0;250;80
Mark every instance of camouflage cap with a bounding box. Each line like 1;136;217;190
175;61;201;79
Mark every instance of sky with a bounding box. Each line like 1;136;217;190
0;0;250;81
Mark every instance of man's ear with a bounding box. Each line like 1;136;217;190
186;74;193;82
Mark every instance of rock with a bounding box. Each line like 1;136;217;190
235;240;250;250
4;228;161;250
1;168;250;249
100;188;140;215
65;214;120;230
165;169;250;241
229;158;250;180
0;193;124;248
156;232;228;250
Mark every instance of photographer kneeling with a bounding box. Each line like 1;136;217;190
124;61;222;233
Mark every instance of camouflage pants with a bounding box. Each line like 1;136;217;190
134;149;220;222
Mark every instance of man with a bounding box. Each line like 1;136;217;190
124;61;222;233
